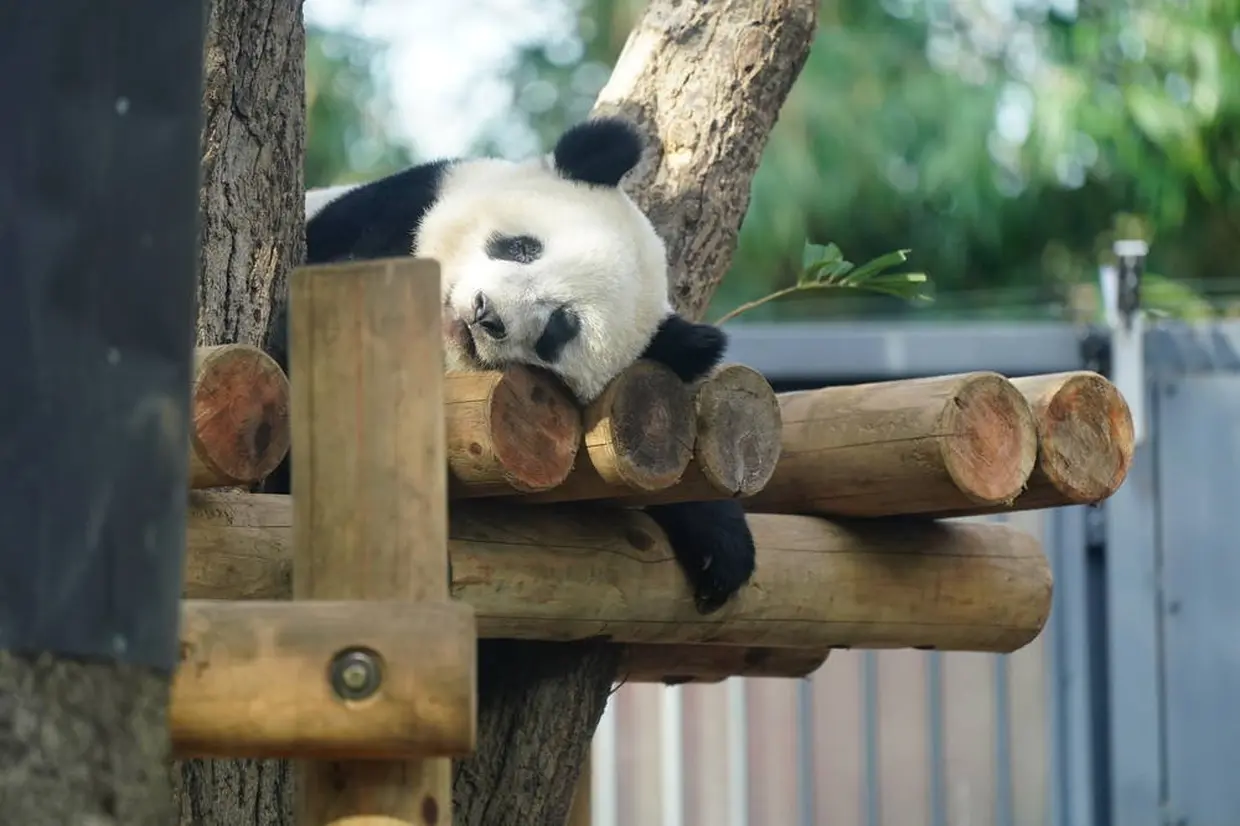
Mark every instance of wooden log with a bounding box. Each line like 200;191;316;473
521;360;697;503
288;259;472;824
182;495;824;685
171;599;475;759
621;644;830;684
742;372;1040;518
181;491;1052;653
923;371;1135;517
446;366;583;497
621;363;783;506
189;343;291;489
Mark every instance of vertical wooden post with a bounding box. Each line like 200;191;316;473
289;258;455;825
0;1;204;821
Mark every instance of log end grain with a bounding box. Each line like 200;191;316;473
487;366;583;492
694;363;783;496
1031;371;1135;503
588;360;696;490
191;344;291;487
938;372;1039;507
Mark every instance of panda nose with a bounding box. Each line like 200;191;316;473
471;292;507;339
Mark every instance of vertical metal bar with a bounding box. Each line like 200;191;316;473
994;656;1015;826
797;677;817;826
863;651;880;826
662;684;685;826
594;694;619;826
927;651;948;826
1104;376;1162;826
727;678;749;826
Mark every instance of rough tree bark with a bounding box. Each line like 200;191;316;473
171;0;305;823
592;0;820;321
452;2;819;824
176;0;816;822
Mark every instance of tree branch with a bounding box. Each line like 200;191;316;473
592;0;820;320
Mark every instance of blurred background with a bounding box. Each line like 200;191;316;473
301;2;1240;825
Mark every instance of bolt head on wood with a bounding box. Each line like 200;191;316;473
329;648;382;701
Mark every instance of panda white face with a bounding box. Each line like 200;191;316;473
414;154;672;405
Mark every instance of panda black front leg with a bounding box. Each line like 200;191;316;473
643;499;757;614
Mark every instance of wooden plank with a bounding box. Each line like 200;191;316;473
171;599;474;759
288;258;475;825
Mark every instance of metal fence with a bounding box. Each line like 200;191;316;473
581;318;1240;826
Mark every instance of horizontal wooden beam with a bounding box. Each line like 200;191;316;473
172;598;475;760
183;491;1052;654
743;371;1040;517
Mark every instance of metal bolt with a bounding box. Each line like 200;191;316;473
329;648;382;701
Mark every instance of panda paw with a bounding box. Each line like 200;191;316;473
687;538;757;615
643;500;757;615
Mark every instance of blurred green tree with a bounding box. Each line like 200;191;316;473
475;0;1237;322
305;21;413;189
304;1;1238;322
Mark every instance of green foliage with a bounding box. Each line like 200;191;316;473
479;0;1236;323
301;0;1240;323
714;242;931;325
304;23;413;188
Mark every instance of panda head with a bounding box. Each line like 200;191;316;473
417;117;723;403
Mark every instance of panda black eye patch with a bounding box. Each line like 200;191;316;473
485;232;543;264
535;306;581;363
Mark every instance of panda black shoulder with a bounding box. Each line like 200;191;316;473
306;158;458;265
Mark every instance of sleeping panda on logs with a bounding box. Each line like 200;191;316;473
264;116;755;614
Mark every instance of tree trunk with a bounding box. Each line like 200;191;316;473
593;0;820;321
452;2;819;824
173;0;304;823
195;0;306;351
176;0;816;822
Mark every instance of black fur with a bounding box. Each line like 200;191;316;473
640;313;729;383
636;314;755;612
552;117;643;188
485;232;543;264
644;500;756;614
305;159;455;263
264;120;756;615
534;306;581;363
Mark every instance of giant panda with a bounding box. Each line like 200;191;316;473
265;116;755;614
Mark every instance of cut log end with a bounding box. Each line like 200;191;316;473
447;366;583;495
492;367;583;491
190;344;291;488
1025;372;1135;503
590;360;696;490
939;372;1039;506
694;363;782;496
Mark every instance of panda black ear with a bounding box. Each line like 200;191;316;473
640;314;728;383
552;117;643;187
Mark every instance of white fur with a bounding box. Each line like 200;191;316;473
305;183;360;221
421;157;671;403
305;156;671;404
